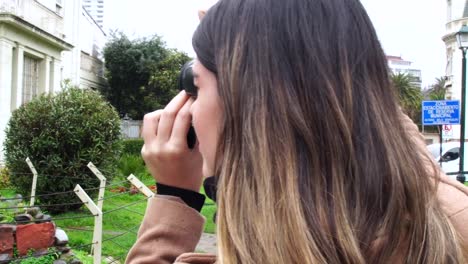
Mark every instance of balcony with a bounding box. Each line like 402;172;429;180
446;18;468;35
0;0;64;39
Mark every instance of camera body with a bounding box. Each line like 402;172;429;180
178;60;197;149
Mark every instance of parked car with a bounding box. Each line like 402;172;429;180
426;141;468;178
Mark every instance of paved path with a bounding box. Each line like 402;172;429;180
195;233;217;254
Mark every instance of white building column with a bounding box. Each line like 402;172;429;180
50;57;61;93
39;55;51;94
11;44;24;111
0;39;14;162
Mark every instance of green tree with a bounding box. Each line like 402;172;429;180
391;73;423;125
425;77;447;100
102;31;191;119
145;49;192;110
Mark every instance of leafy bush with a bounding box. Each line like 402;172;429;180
122;139;144;156
116;154;152;185
3;87;122;213
11;249;59;264
73;249;94;264
0;167;10;189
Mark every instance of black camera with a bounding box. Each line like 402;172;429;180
178;60;197;149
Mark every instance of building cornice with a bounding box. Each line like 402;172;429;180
0;13;73;50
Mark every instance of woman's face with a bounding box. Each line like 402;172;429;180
190;59;222;177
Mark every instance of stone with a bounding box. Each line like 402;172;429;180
16;222;55;256
56;246;71;253
0;253;11;264
104;256;119;263
26;207;40;217
35;214;52;223
14;214;33;224
69;258;83;264
53;260;67;264
32;248;48;257
0;225;14;257
60;251;75;259
35;212;44;219
55;228;69;246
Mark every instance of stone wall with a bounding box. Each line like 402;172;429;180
0;207;80;264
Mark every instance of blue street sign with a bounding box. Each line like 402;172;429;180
422;100;460;125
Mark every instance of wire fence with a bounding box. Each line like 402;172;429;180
0;157;217;263
0;179;132;203
0;161;158;263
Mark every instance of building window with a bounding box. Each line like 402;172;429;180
22;56;40;104
56;4;62;15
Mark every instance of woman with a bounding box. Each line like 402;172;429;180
127;0;468;263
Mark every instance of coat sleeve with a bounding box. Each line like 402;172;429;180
125;196;205;264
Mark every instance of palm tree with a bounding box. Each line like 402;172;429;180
425;77;447;100
391;72;423;124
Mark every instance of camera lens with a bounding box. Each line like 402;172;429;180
179;60;197;97
178;60;197;149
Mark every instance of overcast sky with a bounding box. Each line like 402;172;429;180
105;0;448;88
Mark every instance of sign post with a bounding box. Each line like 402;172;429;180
422;100;461;171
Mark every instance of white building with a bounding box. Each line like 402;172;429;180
82;0;103;28
386;55;422;88
0;0;107;161
442;0;468;139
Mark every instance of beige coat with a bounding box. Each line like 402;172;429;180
125;115;468;264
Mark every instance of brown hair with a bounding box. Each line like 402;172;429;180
193;0;465;262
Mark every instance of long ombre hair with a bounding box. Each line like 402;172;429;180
193;0;466;262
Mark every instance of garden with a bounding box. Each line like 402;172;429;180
0;88;216;264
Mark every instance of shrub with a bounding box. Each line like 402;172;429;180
122;139;144;156
4;87;122;213
0;167;10;189
116;154;152;185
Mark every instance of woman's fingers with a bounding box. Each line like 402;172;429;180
157;91;190;143
141;109;162;143
171;98;194;147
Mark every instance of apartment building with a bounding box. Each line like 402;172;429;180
82;0;104;28
0;0;107;161
387;55;423;88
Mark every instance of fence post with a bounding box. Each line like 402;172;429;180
25;157;38;206
87;162;106;211
75;184;102;264
127;174;154;198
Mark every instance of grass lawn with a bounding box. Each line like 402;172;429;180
0;182;217;263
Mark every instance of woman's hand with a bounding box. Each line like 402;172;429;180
141;91;203;192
